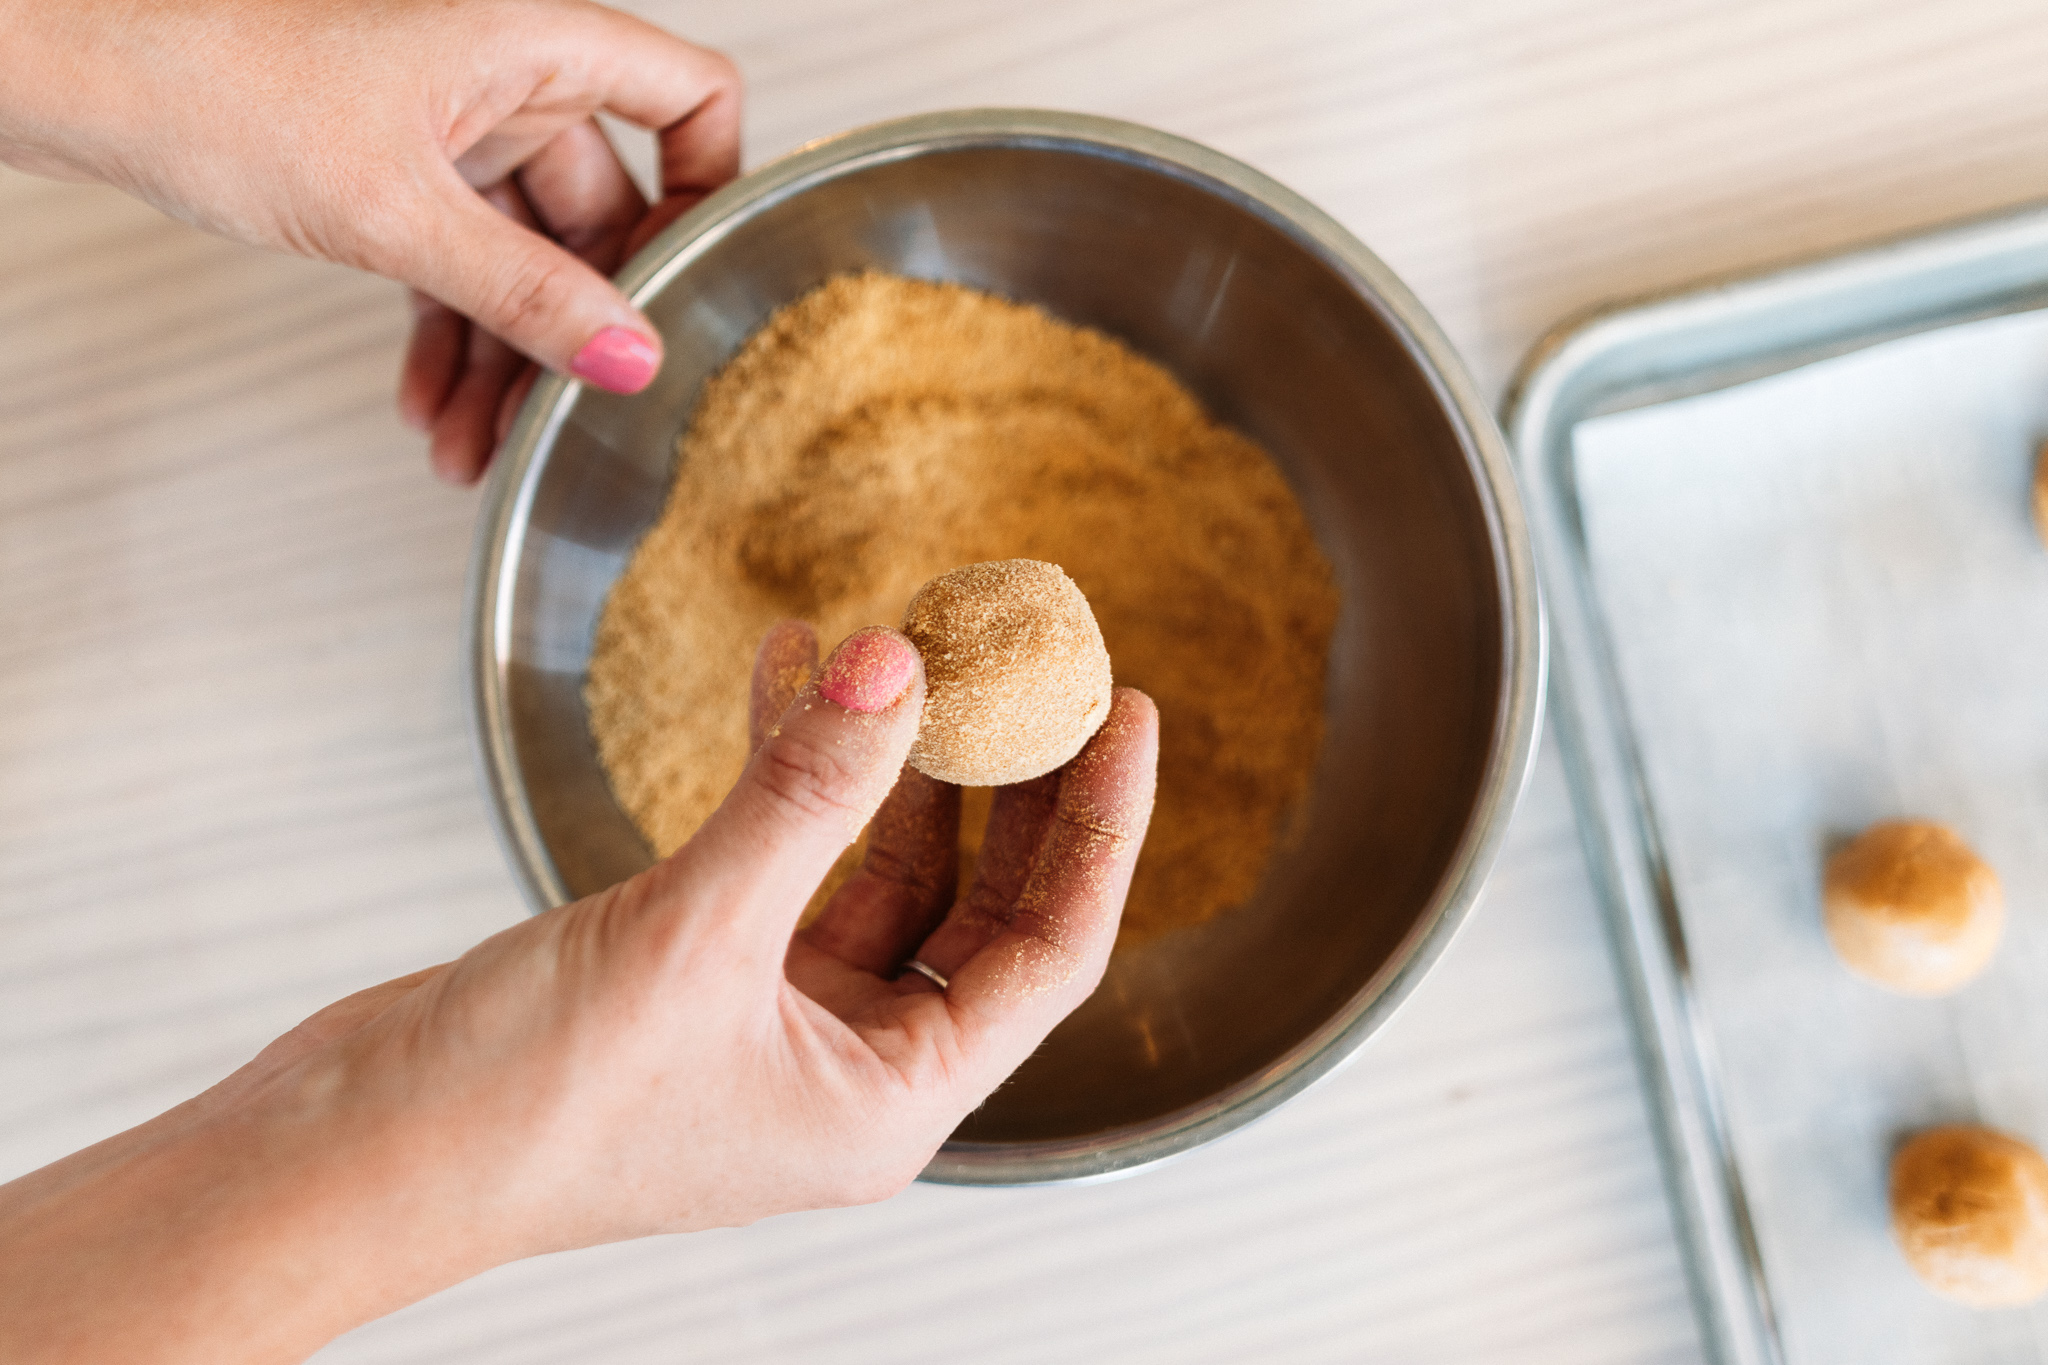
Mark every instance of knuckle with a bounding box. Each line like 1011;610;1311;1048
861;841;946;898
1007;886;1092;963
488;251;578;341
754;733;867;828
1053;806;1134;849
952;883;1013;935
705;50;742;90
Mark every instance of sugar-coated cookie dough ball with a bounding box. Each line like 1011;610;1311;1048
1892;1125;2048;1307
1823;820;2003;995
901;559;1113;787
2033;440;2048;549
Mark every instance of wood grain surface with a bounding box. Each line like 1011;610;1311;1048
6;1;2048;1360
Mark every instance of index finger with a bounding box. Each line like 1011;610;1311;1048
626;83;743;257
654;74;741;202
559;8;743;144
942;689;1158;1062
558;9;742;253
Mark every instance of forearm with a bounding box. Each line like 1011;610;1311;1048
0;0;317;245
0;0;122;182
0;1065;485;1365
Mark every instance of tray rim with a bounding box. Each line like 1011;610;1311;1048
1502;197;2048;1365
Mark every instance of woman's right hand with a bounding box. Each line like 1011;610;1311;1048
0;623;1158;1363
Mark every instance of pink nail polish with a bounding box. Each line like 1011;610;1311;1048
568;327;660;394
817;628;917;714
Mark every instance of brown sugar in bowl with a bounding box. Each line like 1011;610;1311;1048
468;110;1543;1184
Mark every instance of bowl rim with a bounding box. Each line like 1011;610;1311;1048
466;107;1547;1186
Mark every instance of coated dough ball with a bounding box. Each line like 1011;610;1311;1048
2033;440;2048;549
1892;1125;2048;1307
901;559;1113;786
1823;819;2003;995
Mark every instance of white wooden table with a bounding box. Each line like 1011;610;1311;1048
6;2;2047;1359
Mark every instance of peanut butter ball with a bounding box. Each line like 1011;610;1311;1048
1892;1125;2048;1307
1823;820;2003;995
901;559;1113;787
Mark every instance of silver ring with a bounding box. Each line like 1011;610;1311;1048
900;958;949;991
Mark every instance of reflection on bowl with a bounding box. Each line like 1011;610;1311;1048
468;110;1543;1184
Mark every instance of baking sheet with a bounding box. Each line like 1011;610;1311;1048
1571;308;2048;1363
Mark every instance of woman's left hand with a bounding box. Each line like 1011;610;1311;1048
0;0;742;484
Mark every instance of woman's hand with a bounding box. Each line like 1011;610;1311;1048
0;625;1158;1363
0;0;740;484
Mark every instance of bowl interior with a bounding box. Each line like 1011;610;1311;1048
497;138;1505;1148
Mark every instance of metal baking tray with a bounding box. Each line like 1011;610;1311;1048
1506;203;2048;1365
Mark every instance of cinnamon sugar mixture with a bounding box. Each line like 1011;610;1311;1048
586;273;1338;942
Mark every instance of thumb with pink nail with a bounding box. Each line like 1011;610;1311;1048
0;619;1158;1362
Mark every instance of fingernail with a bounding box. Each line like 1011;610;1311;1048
816;628;917;714
568;326;660;394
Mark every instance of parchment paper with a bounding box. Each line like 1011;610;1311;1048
1574;309;2048;1365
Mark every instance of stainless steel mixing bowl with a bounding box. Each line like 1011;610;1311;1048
468;109;1543;1184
